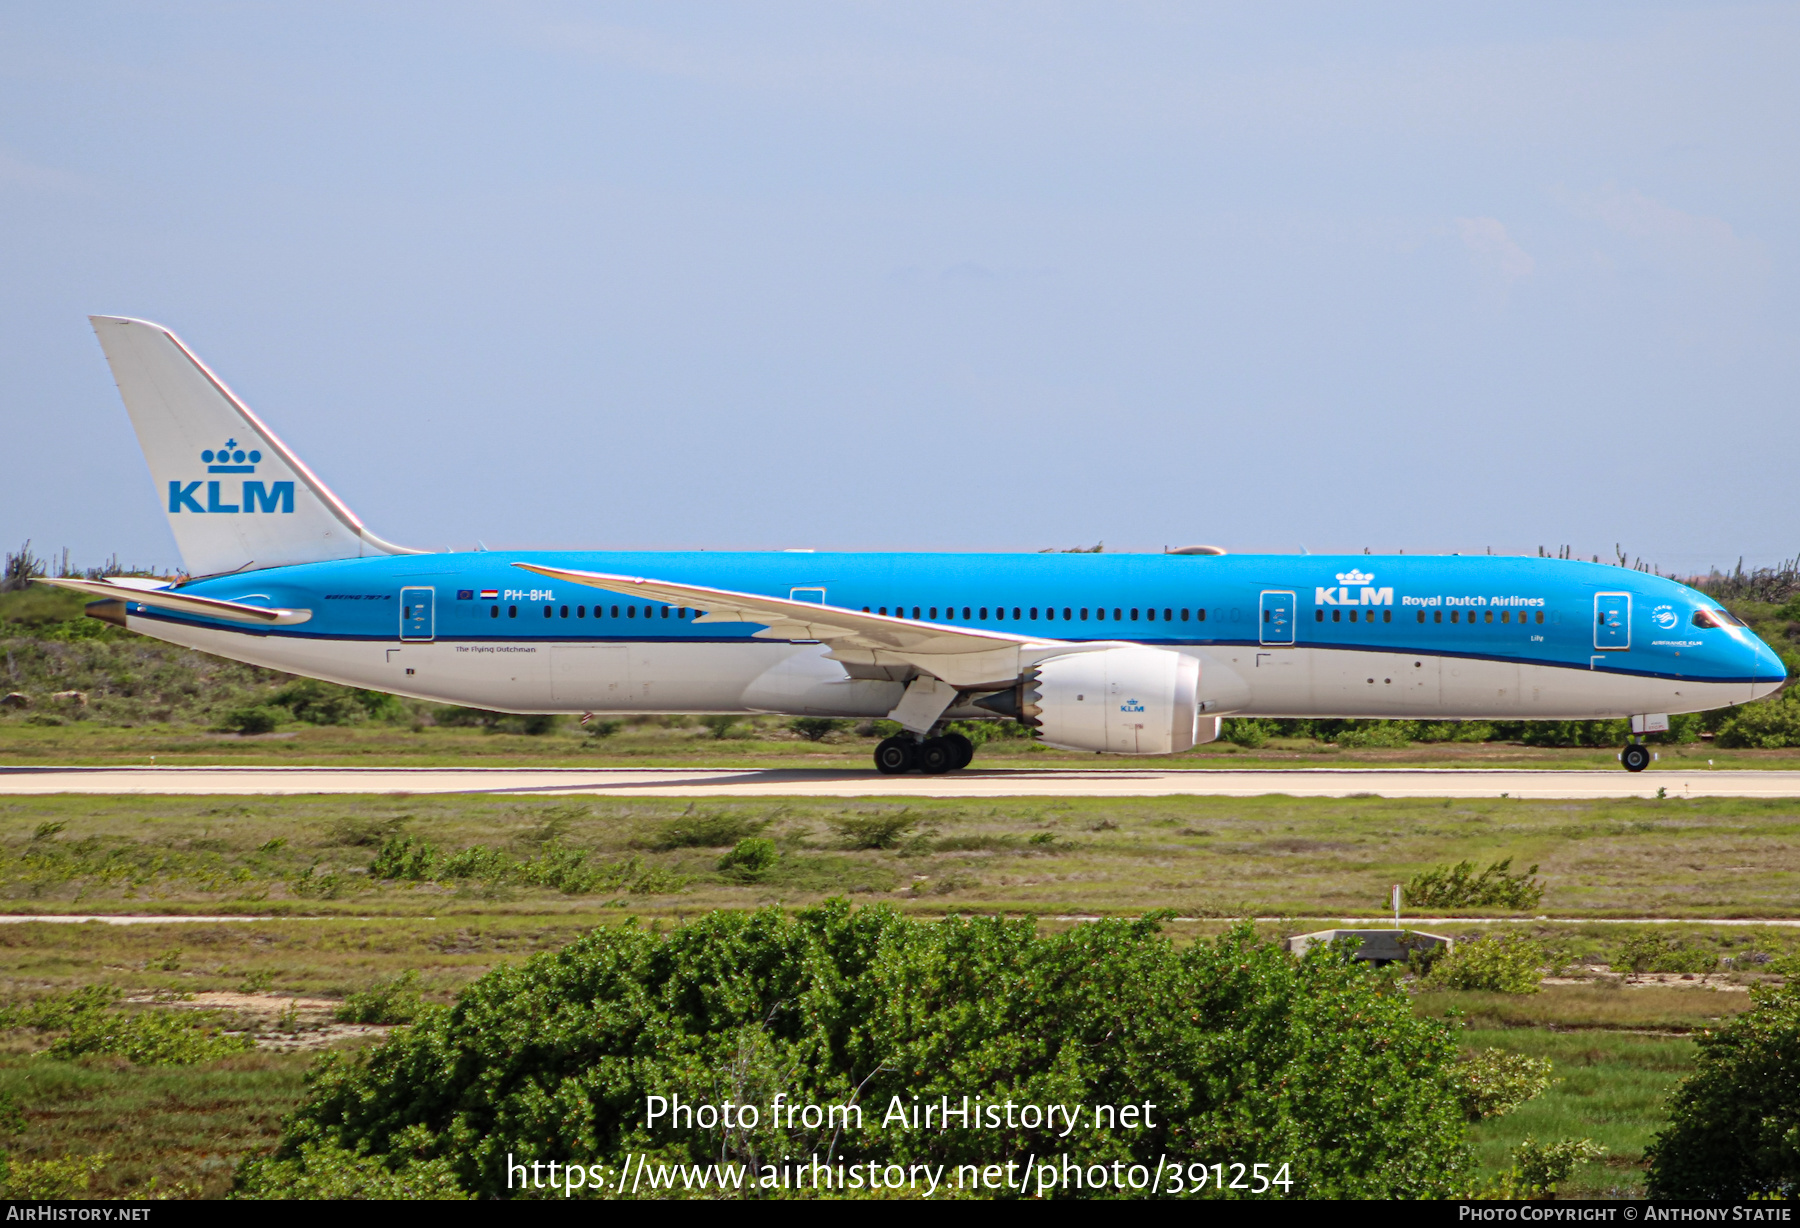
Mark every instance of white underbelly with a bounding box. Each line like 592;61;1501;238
1202;645;1737;719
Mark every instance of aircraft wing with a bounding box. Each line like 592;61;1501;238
37;577;313;626
511;562;1094;687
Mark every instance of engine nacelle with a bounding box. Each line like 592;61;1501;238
988;646;1202;755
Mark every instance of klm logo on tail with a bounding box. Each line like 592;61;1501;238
168;439;293;515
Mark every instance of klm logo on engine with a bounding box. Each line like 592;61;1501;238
1119;698;1146;713
1315;568;1394;607
167;439;294;514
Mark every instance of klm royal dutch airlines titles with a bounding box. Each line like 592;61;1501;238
48;317;1786;775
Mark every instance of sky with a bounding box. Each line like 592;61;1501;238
2;2;1797;575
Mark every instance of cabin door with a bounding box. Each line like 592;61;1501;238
1593;592;1630;651
1259;590;1296;646
400;587;435;642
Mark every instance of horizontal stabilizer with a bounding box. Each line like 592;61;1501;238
38;577;312;626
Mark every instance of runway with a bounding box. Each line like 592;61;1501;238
5;764;1800;799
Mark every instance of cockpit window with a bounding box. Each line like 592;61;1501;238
1692;607;1746;629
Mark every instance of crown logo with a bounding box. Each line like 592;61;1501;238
1335;569;1375;585
201;438;261;473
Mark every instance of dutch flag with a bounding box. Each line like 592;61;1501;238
480;589;499;600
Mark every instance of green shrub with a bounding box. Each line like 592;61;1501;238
0;1151;109;1198
1645;984;1800;1198
828;812;919;849
652;812;769;851
1715;697;1800;749
0;989;252;1065
1221;718;1271;748
717;837;778;879
1453;1048;1557;1121
368;836;438;881
697;716;743;740
1614;934;1718;974
336;972;427;1026
583;719;623;739
220;705;284;735
234;1134;468;1200
788;717;846;741
1517;719;1628;748
1405;859;1544;910
255;905;1471;1199
434;846;510;881
1334;722;1411;749
1467;1137;1606;1198
1423;934;1544;994
269;679;367;726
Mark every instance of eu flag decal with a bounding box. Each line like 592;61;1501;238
456;590;474;601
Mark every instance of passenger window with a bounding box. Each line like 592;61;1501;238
1332;609;1341;622
1197;609;1206;622
490;606;498;619
1063;607;1072;620
1080;608;1088;621
543;605;552;619
509;605;517;618
1416;610;1425;623
662;606;669;618
1095;608;1105;620
1317;610;1325;622
1264;609;1271;623
611;605;619;618
1130;609;1139;621
930;607;938;619
680;608;688;619
1434;610;1442;623
1114;609;1122;620
964;607;971;619
1383;610;1391;623
1013;607;1022;620
1045;607;1054;621
1536;611;1544;624
1030;607;1038;620
1501;611;1510;623
577;606;586;618
1163;608;1172;621
878;607;887;616
1180;609;1189;622
913;607;921;620
980;607;988;619
1451;611;1458;623
560;605;569;618
1484;610;1493;624
628;606;636;618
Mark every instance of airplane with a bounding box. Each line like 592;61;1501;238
43;316;1788;775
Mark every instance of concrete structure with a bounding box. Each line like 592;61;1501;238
1283;929;1454;966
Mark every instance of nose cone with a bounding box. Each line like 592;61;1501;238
1748;633;1788;701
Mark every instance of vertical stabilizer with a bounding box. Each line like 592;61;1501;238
89;316;420;577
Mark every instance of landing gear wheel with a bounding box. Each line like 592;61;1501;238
1622;744;1652;773
917;737;956;774
874;736;917;775
943;732;974;770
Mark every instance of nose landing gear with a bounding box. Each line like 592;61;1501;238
873;731;975;775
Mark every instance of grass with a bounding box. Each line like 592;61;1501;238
0;792;1797;919
1457;1028;1696;1199
0;789;1785;1199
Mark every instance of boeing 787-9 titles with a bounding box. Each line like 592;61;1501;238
45;317;1787;774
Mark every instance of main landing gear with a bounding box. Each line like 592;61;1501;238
874;732;974;775
1621;743;1653;773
